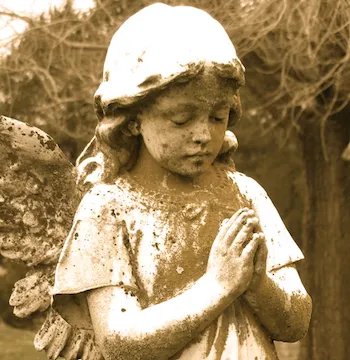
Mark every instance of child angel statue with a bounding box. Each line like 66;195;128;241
0;3;312;360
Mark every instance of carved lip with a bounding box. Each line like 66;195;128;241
186;151;211;157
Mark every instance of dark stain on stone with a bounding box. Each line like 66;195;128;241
138;74;162;88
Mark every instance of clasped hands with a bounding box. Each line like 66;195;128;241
207;208;268;298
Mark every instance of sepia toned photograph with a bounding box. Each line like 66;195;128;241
0;1;349;359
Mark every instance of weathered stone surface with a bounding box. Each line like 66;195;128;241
9;266;54;318
0;116;80;318
0;4;312;360
0;116;80;266
34;308;103;360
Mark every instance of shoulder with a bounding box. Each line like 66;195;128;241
80;183;121;205
76;182;130;221
229;171;305;270
228;171;267;200
228;171;279;228
54;182;139;295
225;170;269;207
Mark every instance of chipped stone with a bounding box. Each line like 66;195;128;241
0;4;311;360
176;266;184;274
22;211;39;228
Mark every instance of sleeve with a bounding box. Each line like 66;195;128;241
52;184;138;295
233;172;304;272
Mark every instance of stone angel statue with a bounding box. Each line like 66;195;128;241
0;4;311;360
0;115;103;359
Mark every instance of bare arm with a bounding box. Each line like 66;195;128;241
234;174;312;341
88;274;235;360
87;208;259;360
243;234;312;342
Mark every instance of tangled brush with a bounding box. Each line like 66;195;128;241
158;0;350;152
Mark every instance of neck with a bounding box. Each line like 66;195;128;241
128;141;216;193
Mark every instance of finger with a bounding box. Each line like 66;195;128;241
254;233;268;274
229;218;255;251
250;217;260;232
250;215;262;232
247;209;255;217
221;210;254;248
225;208;250;228
241;234;260;260
218;208;249;239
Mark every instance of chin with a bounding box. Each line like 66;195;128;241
172;165;208;178
162;158;212;178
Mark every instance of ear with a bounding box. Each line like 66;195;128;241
219;130;238;155
124;120;140;136
228;94;242;127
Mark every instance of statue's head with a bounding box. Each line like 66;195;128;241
94;3;244;118
77;4;245;185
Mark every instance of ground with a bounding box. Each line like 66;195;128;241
0;320;46;360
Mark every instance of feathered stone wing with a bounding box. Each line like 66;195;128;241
0;116;103;359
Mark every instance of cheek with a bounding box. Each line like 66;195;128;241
211;125;226;146
142;125;173;159
156;142;171;161
140;123;155;143
140;117;192;164
157;141;178;162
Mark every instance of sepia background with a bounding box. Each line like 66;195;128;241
0;0;349;359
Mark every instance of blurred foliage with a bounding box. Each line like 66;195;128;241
2;4;349;360
0;0;146;160
0;3;348;359
0;319;46;360
0;0;307;234
0;0;307;324
1;0;350;160
161;0;350;157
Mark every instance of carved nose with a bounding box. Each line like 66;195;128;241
192;121;211;144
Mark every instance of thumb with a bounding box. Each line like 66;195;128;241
253;233;268;275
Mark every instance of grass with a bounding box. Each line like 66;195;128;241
0;320;46;360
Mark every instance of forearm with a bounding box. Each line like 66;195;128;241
95;273;238;360
243;267;312;342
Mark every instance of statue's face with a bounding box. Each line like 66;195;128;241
138;72;236;177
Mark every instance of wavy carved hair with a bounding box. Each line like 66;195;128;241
76;63;245;192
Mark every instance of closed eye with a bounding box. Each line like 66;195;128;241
173;121;187;126
170;114;193;126
170;116;191;125
209;116;225;123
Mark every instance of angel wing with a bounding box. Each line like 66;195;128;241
0;116;103;359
